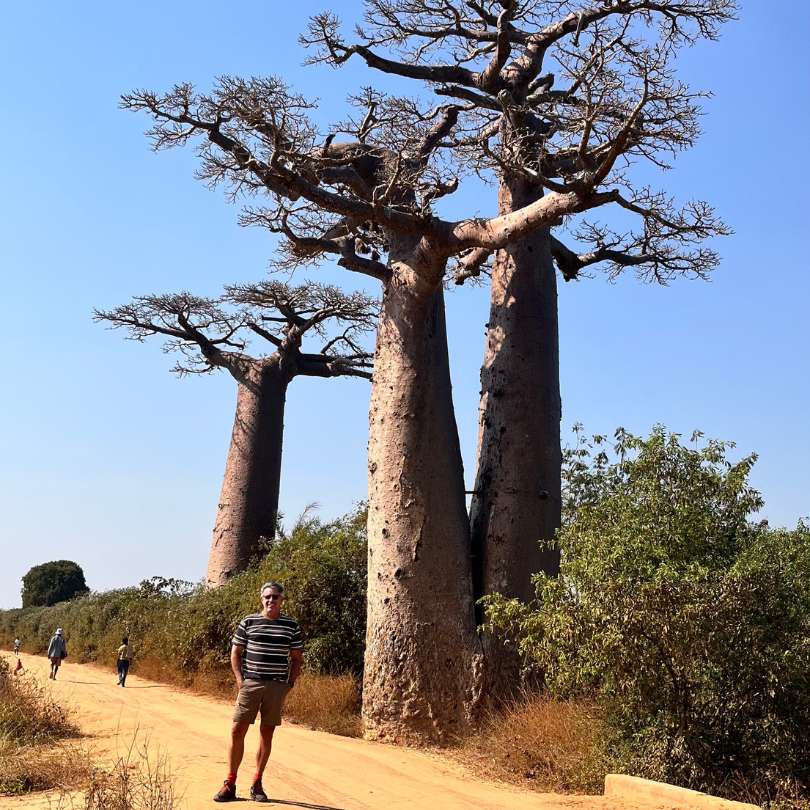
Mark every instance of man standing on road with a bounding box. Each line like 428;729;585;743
117;636;133;686
13;637;20;655
47;628;68;680
214;582;303;803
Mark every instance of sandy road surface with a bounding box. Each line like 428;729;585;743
3;653;643;810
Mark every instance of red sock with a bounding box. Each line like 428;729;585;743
253;771;262;785
226;772;237;785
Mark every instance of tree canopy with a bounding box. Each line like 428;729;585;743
21;560;89;608
94;280;377;382
302;0;734;283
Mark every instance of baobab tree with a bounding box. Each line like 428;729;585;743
123;0;731;736
302;0;735;695
95;282;376;588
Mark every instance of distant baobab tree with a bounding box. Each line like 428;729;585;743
95;281;376;588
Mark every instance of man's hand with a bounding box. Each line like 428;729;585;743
230;644;245;691
288;649;303;688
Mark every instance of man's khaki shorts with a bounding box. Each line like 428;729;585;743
233;680;291;727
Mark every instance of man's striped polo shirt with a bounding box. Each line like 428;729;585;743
232;613;304;681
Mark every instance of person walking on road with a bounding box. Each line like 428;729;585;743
117;636;133;686
47;628;68;680
13;638;24;675
213;582;303;803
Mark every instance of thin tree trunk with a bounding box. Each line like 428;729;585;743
363;246;483;744
469;176;562;698
206;362;289;588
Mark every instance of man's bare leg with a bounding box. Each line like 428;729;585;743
227;721;251;776
255;725;275;781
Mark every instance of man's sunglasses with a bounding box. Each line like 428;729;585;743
263;594;283;601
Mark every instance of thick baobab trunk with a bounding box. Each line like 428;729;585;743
363;247;483;744
470;176;562;696
206;362;289;588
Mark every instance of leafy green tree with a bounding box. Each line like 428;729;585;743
21;561;89;608
485;427;810;801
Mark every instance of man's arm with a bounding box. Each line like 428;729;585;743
288;649;303;686
230;644;245;689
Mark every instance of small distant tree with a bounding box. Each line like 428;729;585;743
21;560;89;608
95;281;376;588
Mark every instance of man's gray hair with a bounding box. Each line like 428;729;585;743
260;581;285;596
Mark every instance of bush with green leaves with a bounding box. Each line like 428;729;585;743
256;505;367;674
484;426;810;803
21;560;89;608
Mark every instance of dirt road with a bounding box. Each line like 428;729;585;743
3;653;641;810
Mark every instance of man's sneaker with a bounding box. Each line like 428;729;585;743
213;780;236;802
250;781;269;802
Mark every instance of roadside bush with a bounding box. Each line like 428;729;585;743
485;426;810;803
257;505;367;674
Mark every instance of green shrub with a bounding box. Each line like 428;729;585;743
257;506;367;674
485;426;810;803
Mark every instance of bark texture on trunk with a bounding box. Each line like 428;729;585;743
363;246;483;744
205;362;289;589
469;177;562;696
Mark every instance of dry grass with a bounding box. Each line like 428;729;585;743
284;672;363;737
0;740;92;796
189;663;240;699
46;736;181;810
80;738;179;810
127;656;186;688
0;659;180;805
457;693;609;794
0;657;90;796
0;662;78;744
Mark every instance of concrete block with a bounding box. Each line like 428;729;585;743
604;774;759;810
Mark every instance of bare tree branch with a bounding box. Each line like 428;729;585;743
96;281;378;382
453;246;492;284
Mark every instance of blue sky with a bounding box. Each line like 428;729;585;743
1;2;808;608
